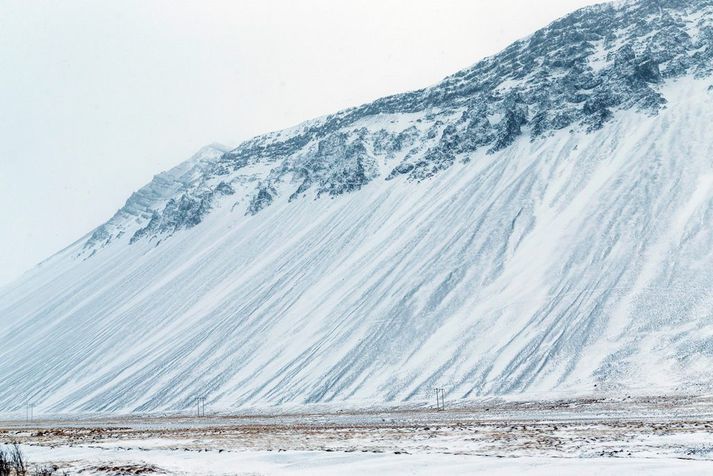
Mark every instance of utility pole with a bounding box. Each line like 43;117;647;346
26;402;35;423
196;397;206;417
434;388;446;411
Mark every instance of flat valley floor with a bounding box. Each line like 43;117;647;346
2;395;713;475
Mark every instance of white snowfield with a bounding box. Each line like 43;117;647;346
1;75;712;415
5;398;713;474
15;445;713;476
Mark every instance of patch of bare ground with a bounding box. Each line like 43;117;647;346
83;464;164;475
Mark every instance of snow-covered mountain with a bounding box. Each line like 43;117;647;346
2;0;713;414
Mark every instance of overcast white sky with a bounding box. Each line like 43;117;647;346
0;0;604;286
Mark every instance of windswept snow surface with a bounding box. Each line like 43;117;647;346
6;398;713;475
2;0;713;414
15;446;713;476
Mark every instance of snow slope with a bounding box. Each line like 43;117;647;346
1;0;713;414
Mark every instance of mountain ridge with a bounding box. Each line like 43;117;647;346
74;0;713;257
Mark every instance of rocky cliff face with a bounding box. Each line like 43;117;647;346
1;0;713;414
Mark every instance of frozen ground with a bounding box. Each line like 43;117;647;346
2;396;713;474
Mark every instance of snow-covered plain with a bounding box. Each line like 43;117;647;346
3;396;713;475
14;446;713;476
